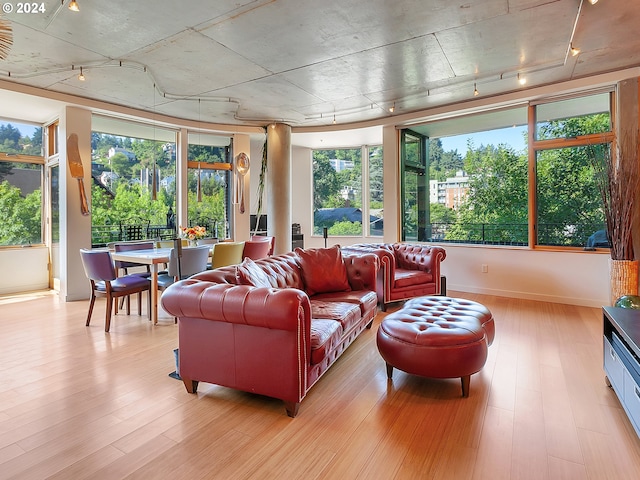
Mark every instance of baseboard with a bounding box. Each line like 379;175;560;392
446;283;609;308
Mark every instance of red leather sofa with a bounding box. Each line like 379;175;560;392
160;246;379;417
341;243;446;310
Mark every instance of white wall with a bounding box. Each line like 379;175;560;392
0;247;49;295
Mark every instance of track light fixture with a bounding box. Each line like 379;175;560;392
68;0;79;12
389;102;395;113
473;83;479;97
588;0;598;4
78;66;85;81
570;43;580;56
517;73;526;85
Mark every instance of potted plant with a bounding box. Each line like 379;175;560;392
590;131;640;304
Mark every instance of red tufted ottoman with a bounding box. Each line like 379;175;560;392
376;296;495;397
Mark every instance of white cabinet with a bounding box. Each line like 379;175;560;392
603;307;640;438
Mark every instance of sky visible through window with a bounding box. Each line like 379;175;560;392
439;125;527;156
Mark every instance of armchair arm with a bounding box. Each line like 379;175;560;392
343;253;379;292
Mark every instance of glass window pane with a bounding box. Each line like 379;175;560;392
313;148;362;236
90;131;176;246
0;161;43;245
424;124;528;245
403;170;419;241
0;121;43;156
187;142;231;239
536;145;606;247
536;93;611;140
368;146;383;237
0;120;44;246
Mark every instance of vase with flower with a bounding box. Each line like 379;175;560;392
180;225;207;247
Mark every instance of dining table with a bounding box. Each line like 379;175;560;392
110;247;172;325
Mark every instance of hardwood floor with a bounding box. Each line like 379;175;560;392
1;290;639;479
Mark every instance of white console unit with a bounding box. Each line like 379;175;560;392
603;306;640;438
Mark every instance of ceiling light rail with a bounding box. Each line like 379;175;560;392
0;59;240;107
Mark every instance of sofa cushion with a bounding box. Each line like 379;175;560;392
235;257;273;288
310;319;343;365
311;300;361;332
394;268;433;288
295;246;351;295
312;290;378;316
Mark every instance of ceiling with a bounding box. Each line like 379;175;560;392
0;0;639;135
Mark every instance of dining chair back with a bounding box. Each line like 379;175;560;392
250;235;275;256
113;241;154;312
211;242;245;269
197;237;219;245
157;239;188;248
167;245;211;280
156;245;211;323
79;248;151;332
242;239;272;260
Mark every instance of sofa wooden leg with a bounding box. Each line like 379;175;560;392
386;362;394;379
284;401;300;418
182;377;199;394
461;375;470;397
380;302;387;312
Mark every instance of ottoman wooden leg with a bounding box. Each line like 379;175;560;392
386;363;394;379
461;375;470;397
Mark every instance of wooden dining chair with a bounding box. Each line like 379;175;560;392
79;249;151;332
113;241;154;311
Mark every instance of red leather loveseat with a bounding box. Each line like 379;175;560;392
341;243;446;310
160;246;379;417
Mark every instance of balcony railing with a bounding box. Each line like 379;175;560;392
420;222;607;248
91;220;222;247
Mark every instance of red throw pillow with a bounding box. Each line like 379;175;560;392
295;245;351;296
235;257;272;288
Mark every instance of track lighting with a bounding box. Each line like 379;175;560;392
588;0;598;4
473;83;479;97
389;102;395;113
517;73;526;85
332;115;336;124
68;0;79;12
78;66;85;81
570;44;580;56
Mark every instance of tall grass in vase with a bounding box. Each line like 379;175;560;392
590;132;640;304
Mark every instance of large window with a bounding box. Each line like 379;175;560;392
0;120;44;246
313;146;383;237
91;117;177;246
401;89;613;249
187;133;232;239
534;92;612;247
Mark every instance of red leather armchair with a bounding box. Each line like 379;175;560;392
341;243;446;310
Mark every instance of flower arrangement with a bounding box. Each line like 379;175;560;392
180;225;207;241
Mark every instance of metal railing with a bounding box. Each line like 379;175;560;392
422;222;607;248
91;223;178;247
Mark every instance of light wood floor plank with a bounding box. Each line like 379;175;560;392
1;290;640;479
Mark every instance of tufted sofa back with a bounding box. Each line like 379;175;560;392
190;251;305;290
